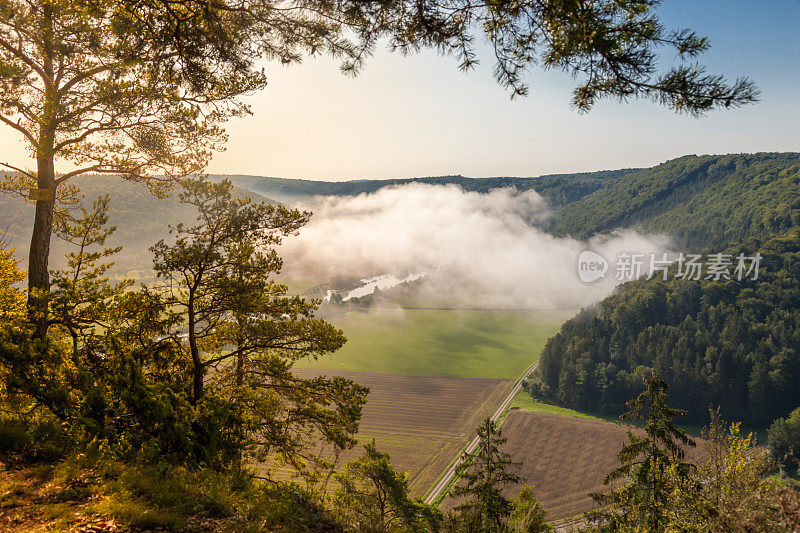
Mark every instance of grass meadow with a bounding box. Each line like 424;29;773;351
296;308;574;379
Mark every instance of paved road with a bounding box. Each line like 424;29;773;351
423;361;540;505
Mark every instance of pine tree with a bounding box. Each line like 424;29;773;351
150;179;312;404
590;371;695;532
151;178;367;474
450;418;522;531
48;195;131;356
335;440;442;531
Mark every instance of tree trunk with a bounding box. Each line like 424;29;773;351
192;360;203;404
27;151;56;339
27;0;58;340
187;293;204;403
236;343;244;388
234;336;245;473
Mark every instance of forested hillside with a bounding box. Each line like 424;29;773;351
553;153;800;249
214;169;635;206
530;231;800;427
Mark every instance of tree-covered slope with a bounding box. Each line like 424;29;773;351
553;153;800;249
530;231;800;427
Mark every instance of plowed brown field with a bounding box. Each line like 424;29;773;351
454;411;706;521
293;369;514;495
497;411;632;520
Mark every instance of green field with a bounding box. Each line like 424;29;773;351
509;391;717;438
295;308;574;379
510;392;609;421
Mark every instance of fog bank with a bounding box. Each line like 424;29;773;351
279;184;672;310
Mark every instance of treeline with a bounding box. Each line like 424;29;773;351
216;168;634;207
553;152;800;249
529;231;800;427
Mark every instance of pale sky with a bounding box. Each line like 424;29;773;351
1;0;798;181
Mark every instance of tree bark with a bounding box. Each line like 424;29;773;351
28;2;57;340
234;335;245;472
187;292;204;403
27;151;56;339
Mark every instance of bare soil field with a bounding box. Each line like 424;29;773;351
497;411;632;520
292;369;513;495
453;411;706;521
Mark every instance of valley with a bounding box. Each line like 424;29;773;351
2;152;799;529
288;304;638;519
0;2;795;528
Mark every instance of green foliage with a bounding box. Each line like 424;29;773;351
768;407;800;476
150;178;312;403
589;373;695;531
0;0;270;335
49;195;131;353
0;416;71;462
2;197;196;459
150;178;365;474
668;410;777;532
0;178;365;478
507;486;552;533
592;395;799;532
334;440;442;531
375;0;758;110
554;153;800;249
0;237;24;322
534;231;800;427
450;418;522;532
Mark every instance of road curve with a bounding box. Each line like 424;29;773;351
423;361;540;505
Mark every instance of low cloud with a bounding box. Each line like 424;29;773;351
279;184;672;310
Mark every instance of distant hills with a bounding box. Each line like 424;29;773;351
0;175;269;276
211;169;637;207
217;152;800;250
3;152;799;277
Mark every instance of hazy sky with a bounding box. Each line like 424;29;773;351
1;0;798;181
